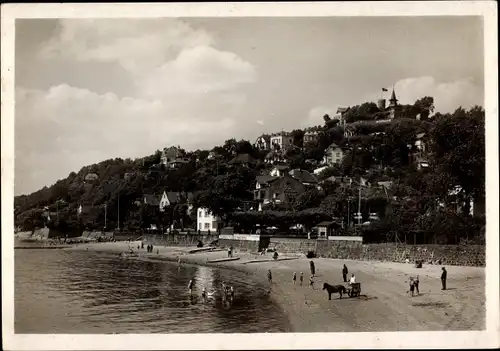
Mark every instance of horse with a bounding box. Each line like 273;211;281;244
323;283;347;300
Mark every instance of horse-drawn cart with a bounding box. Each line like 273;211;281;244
347;283;361;297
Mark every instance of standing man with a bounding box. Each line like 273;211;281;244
188;279;194;295
292;272;297;284
414;275;420;295
310;260;316;278
342;264;349;282
441;267;447;290
299;272;304;286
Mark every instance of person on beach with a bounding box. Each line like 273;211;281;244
299;272;304;286
178;257;181;265
293;272;297;284
228;247;232;258
408;277;415;297
342;264;348;282
157;249;159;255
201;287;207;300
230;286;235;299
188;279;194;295
310;260;316;277
141;242;144;249
349;273;356;285
441;267;447;290
414;275;420;295
309;276;315;289
267;269;272;284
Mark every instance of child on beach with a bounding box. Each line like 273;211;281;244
300;272;304;286
309;276;315;289
408;278;415;297
293;272;297;284
267;269;272;284
414;275;420;295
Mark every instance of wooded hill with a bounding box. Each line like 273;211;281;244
14;96;485;244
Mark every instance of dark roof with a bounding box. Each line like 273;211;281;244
326;143;342;151
273;164;289;171
256;175;278;185
143;194;160;206
229;153;256;164
289;169;318;184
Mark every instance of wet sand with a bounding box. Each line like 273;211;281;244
67;241;485;332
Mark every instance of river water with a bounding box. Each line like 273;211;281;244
15;249;290;333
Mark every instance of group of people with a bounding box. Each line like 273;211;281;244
187;278;235;302
145;244;155;253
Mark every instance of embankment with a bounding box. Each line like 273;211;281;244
219;236;485;267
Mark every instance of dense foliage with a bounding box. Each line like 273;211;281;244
15;96;485;244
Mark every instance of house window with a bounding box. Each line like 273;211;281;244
336;152;341;157
204;223;210;229
204;210;209;218
198;209;202;217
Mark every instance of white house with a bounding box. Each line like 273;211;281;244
196;207;223;232
270;132;293;150
324;143;345;166
269;164;289;177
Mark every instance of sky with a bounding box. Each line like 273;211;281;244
15;16;484;195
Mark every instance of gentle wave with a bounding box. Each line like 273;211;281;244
15;249;289;333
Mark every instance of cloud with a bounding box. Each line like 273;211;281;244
15;19;260;195
39;19;214;70
256;120;264;125
15;85;241;195
304;106;337;128
393;76;483;113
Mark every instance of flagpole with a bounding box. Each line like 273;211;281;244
117;195;120;231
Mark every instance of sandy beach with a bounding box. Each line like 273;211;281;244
67;241;485;332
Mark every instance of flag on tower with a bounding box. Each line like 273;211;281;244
382;88;388;92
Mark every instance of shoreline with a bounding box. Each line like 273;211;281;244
65;241;485;332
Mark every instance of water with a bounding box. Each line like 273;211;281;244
15;249;290;333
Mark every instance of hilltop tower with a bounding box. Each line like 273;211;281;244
388;87;400;119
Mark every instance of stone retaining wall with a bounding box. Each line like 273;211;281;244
143;233;219;247
218;238;260;253
269;238;317;253
268;238;485;267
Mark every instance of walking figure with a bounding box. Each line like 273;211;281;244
441;267;447;290
299;272;304;286
267;269;272;284
188;279;194;295
310;260;316;277
414;275;420;295
293;272;297;284
342;264;348;282
309;276;315;289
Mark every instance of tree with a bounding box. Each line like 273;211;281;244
290;129;305;148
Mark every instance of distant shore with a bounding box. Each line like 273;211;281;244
64;241;485;332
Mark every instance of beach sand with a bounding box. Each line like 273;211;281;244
67;241;485;332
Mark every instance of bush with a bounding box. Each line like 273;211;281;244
306;250;316;258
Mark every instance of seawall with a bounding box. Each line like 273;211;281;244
143;232;219;247
267;237;485;267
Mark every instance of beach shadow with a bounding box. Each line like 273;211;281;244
412;301;450;308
